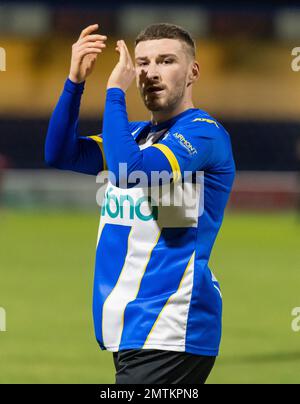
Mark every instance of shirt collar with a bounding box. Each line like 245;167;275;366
150;108;198;132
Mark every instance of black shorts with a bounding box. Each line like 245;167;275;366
113;349;216;384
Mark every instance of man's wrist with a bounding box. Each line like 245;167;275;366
65;77;85;94
106;87;125;97
107;84;126;92
68;73;85;84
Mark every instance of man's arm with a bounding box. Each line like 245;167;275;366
44;25;107;175
45;78;106;175
103;87;175;185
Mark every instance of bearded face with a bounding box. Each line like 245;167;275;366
135;38;192;113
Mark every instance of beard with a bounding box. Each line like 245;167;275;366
140;82;186;112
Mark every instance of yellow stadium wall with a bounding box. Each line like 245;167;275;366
0;36;299;120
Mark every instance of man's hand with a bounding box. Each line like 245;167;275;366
107;40;136;92
69;24;107;84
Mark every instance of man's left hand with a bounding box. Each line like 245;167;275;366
107;40;136;92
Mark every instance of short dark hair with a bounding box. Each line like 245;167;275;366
135;23;196;59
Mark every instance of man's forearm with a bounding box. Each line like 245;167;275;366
103;88;143;176
45;79;104;175
45;79;84;167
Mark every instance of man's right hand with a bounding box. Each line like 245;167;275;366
69;24;107;84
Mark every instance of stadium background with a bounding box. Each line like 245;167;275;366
0;0;299;384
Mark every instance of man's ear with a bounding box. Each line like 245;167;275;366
188;61;200;85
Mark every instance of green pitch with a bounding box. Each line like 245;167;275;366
0;209;299;384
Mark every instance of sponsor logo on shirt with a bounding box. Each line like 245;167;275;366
101;187;158;221
172;132;198;155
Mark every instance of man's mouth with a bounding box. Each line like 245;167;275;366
146;85;165;95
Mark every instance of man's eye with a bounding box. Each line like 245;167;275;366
163;59;173;64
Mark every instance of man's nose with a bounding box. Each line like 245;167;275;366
146;63;160;80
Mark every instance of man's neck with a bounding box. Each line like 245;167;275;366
150;99;195;126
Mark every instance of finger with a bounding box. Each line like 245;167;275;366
78;34;107;45
77;41;106;51
121;40;133;67
78;48;103;58
117;40;127;65
78;24;99;40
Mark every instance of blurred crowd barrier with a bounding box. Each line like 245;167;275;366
0;170;298;211
0;2;299;211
